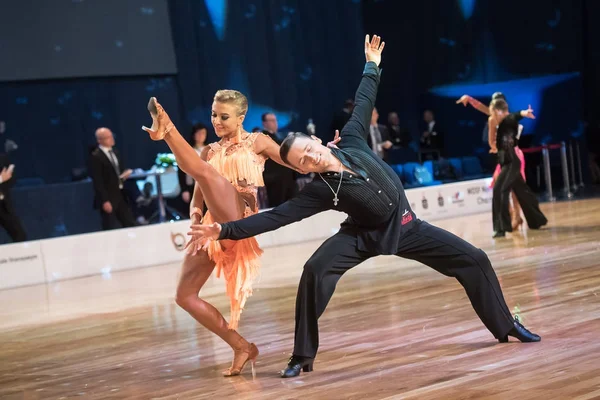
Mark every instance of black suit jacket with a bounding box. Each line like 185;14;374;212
89;147;126;209
178;165;195;195
388;124;412;147
262;130;295;182
420;121;444;149
0;153;15;202
366;123;391;151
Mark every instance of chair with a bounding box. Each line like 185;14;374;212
448;158;464;180
461;156;485;180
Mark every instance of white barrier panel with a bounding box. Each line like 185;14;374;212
0;241;46;290
406;177;493;221
40;223;188;282
1;178;492;289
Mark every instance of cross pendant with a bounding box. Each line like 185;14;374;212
333;196;339;206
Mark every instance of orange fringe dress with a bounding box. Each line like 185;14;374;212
202;132;266;330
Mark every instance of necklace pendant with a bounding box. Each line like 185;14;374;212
333;196;339;206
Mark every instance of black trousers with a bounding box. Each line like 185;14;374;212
100;197;136;230
293;220;515;358
0;199;26;242
492;159;547;233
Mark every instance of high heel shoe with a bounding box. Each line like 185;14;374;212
141;97;174;141
512;217;523;231
223;341;259;377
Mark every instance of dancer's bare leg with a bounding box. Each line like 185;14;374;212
142;97;245;222
175;251;256;376
511;191;523;229
143;98;257;375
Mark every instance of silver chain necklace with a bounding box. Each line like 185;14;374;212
318;166;343;206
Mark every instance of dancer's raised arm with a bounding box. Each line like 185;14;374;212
456;95;491;115
338;35;384;145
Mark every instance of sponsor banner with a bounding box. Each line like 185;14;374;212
407;178;493;221
0;241;46;289
38;208;348;284
1;177;492;289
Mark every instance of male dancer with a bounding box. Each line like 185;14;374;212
188;34;540;378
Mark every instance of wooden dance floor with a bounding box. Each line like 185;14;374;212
2;198;600;399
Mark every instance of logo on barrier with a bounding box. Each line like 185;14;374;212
451;191;465;204
467;187;480;195
0;254;39;265
468;185;492;195
421;195;428;210
171;232;186;251
437;193;444;207
477;197;492;205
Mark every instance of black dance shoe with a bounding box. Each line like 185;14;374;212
499;316;541;343
280;355;314;378
493;231;506;238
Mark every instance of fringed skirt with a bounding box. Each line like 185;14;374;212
202;205;263;330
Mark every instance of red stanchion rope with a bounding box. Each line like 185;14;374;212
520;143;563;153
521;146;544;153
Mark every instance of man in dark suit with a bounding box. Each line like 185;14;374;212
420;109;444;150
367;107;393;160
387;112;412;148
261;112;297;207
89;127;135;230
0;153;26;242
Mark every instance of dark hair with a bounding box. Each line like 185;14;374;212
189;123;207;146
261;112;274;122
491;98;508;112
280;132;311;165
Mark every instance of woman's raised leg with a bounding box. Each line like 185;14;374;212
142;97;245;222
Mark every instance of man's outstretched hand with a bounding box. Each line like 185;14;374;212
365;34;385;66
327;130;341;149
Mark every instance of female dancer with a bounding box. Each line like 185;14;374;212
142;92;284;377
488;99;547;237
457;93;525;230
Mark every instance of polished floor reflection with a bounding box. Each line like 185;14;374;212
1;199;600;399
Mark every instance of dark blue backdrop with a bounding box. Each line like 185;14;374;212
362;0;587;160
0;0;365;184
2;0;600;244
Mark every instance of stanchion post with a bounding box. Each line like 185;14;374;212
575;140;585;187
560;142;573;198
542;146;555;201
568;141;578;191
155;172;166;222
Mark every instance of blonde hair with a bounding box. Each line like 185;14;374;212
214;90;248;116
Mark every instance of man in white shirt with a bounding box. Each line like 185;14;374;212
367;107;392;159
